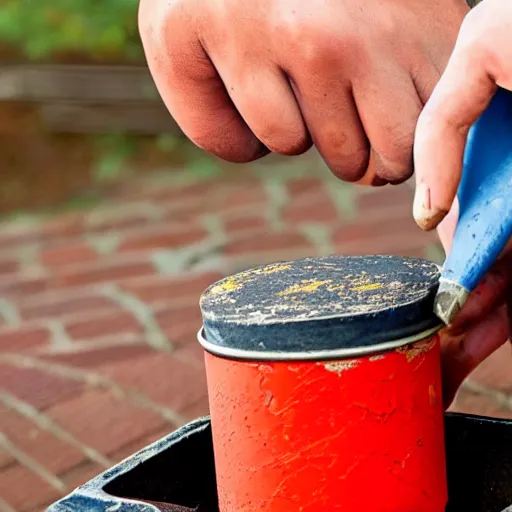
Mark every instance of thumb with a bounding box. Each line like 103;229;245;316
413;13;497;231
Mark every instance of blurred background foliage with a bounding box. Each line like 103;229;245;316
0;0;230;216
0;0;142;61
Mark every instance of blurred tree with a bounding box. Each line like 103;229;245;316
0;0;142;60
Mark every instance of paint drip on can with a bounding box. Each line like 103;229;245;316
198;255;446;512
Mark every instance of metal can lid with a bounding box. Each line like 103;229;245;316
199;255;441;359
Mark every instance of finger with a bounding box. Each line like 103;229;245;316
441;305;509;408
139;0;266;163
354;65;423;184
289;65;370;182
223;67;312;155
413;15;498;231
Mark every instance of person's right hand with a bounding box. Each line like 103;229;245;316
139;0;468;186
436;206;512;407
412;0;512;407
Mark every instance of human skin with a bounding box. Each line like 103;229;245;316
139;0;468;186
413;0;512;406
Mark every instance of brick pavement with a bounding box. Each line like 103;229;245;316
0;151;511;511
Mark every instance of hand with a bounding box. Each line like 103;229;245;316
412;0;512;406
139;0;468;185
437;206;512;407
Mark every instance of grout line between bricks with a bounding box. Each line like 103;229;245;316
325;181;358;219
32;333;144;355
48;319;73;348
0;391;113;469
0;432;67;492
462;379;512;410
102;284;173;353
298;223;334;256
0;354;188;426
0;299;20;327
0;496;16;512
263;179;288;230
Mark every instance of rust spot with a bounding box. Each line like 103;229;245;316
321;360;360;375
429;384;437;406
396;338;436;362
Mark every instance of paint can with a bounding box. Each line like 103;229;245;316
198;255;446;512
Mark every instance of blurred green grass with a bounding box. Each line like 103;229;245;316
0;0;142;61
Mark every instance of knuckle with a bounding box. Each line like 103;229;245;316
259;125;311;156
326;147;370;182
288;19;362;73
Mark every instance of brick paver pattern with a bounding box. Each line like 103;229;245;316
0;152;511;511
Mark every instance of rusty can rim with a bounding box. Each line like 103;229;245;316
197;324;442;362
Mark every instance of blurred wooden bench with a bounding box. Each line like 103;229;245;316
0;64;181;134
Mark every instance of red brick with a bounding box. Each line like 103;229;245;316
61;461;105;489
357;185;413;212
47;389;168;455
1;409;86;474
468;343;512;392
282;193;339;225
165;203;211;224
333;215;437;256
52;260;154;288
0;325;50;352
0;230;41;250
20;294;118;321
224;215;267;234
154;305;203;345
65;311;142;341
0;276;48;299
224;231;311;256
121;272;222;306
449;386;512;419
0;406;15;469
181;394;210;422
118;226;207;252
147;181;214;203
101;352;207;413
40;213;85;240
174;340;206;369
110;425;172;462
39;242;97;267
0;259;19;275
219;182;267;207
86;213;152;234
0;463;61;512
0;363;84;410
285;177;325;199
0;451;15;470
42;344;152;369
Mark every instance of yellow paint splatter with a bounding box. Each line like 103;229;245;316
255;263;292;275
209;276;244;295
209;263;292;296
278;279;331;296
350;283;383;292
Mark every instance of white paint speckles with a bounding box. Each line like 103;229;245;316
321;360;360;375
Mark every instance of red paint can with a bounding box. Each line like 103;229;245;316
199;256;446;512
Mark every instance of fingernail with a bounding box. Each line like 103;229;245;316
413;183;447;231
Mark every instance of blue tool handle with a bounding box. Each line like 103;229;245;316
441;87;512;292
